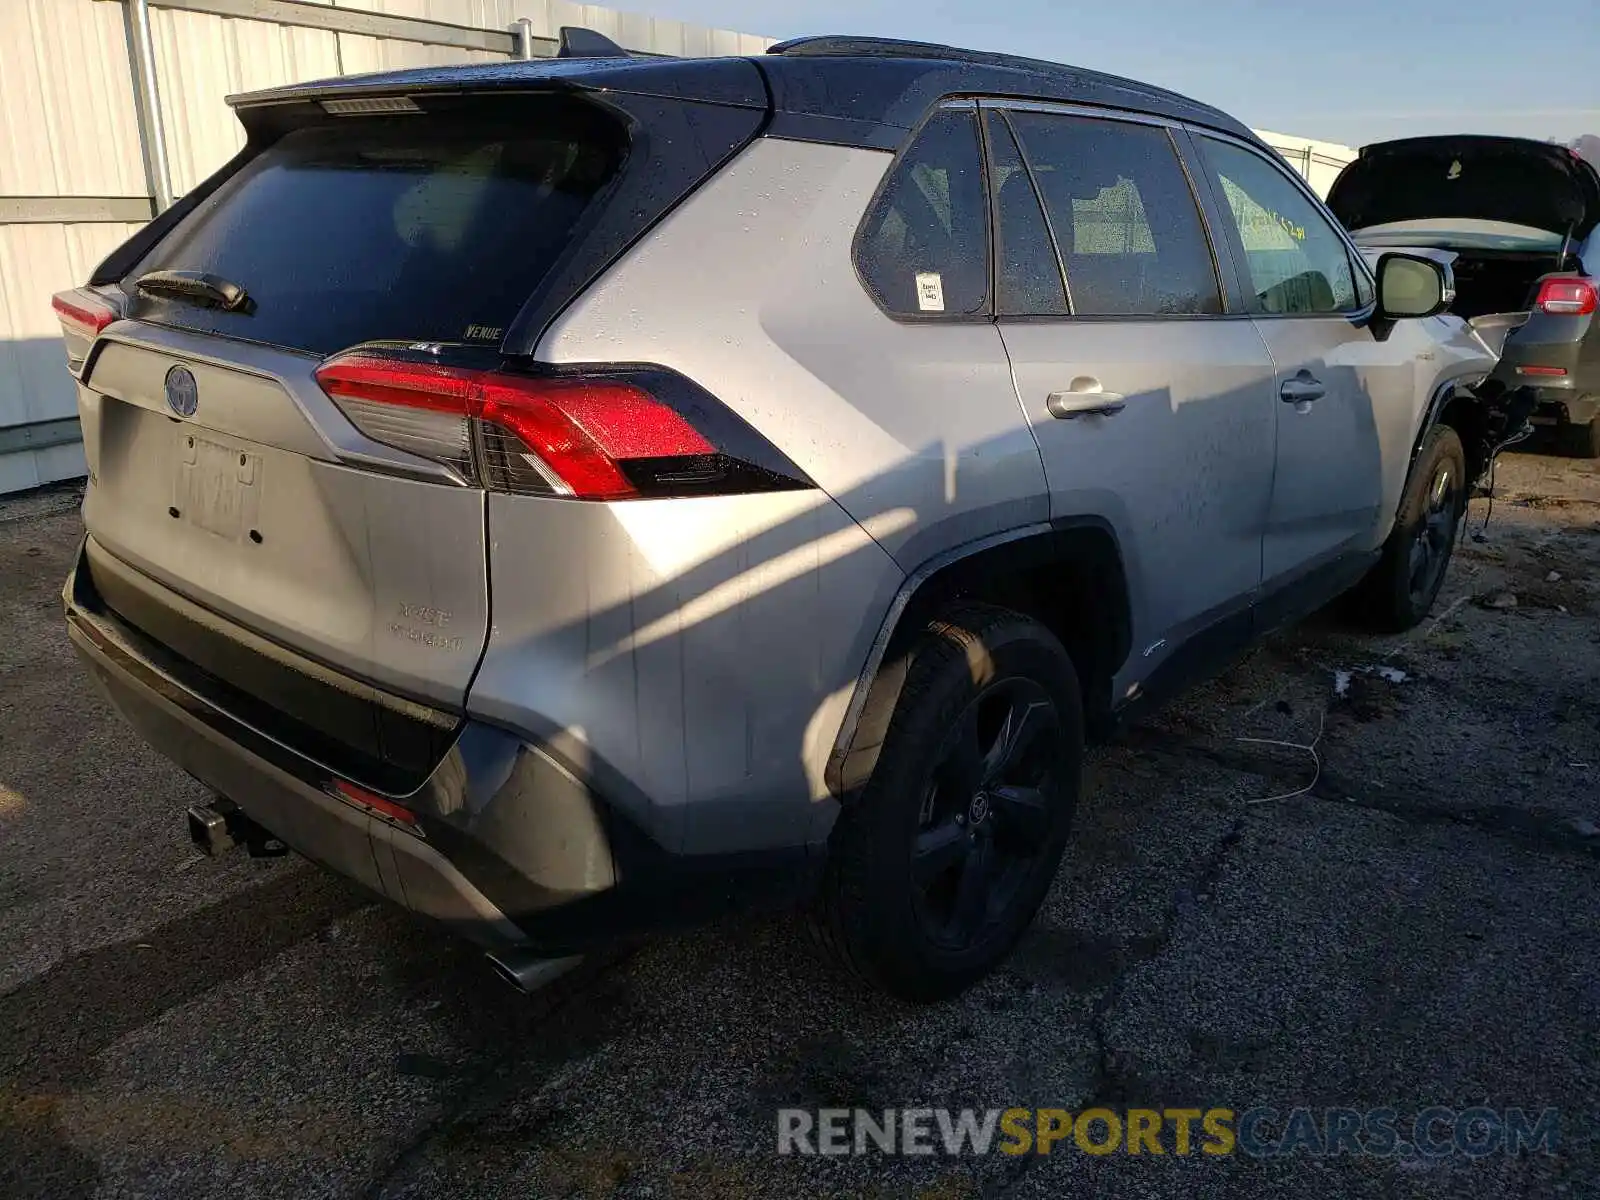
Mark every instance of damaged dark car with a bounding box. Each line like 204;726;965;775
1328;135;1600;455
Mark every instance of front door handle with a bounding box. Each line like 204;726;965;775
1046;377;1126;419
1279;371;1326;404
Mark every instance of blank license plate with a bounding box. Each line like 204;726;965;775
175;434;260;539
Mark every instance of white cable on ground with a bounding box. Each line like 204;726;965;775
1237;708;1326;805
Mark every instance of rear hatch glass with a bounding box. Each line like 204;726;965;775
122;95;626;354
79;95;628;752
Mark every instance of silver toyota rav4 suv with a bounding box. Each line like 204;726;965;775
57;34;1516;1001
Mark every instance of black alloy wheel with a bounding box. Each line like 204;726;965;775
1407;458;1459;610
809;604;1084;1002
910;677;1062;952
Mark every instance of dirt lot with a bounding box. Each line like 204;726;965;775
1;443;1597;1199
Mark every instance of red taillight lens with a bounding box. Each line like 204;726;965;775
477;376;713;499
52;289;119;373
51;290;117;341
314;349;802;501
313;355;480;478
1535;277;1598;316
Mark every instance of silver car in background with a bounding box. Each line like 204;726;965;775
55;33;1510;1000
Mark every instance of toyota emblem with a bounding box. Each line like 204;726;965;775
164;365;198;418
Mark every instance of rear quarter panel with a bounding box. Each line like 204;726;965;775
537;136;1049;570
468;489;904;857
495;136;1050;855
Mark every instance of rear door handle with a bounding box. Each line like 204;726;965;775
1046;378;1126;419
1279;372;1325;404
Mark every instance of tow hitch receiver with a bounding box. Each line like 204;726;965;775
187;798;288;858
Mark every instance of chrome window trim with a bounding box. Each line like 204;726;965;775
984;98;1177;130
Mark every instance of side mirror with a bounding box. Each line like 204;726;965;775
1376;252;1455;320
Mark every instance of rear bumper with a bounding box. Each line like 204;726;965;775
1527;390;1600;426
64;541;819;954
1494;311;1598;419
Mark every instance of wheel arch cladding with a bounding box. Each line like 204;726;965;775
1429;384;1496;481
826;523;1132;800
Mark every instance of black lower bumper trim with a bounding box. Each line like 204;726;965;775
70;542;455;796
63;540;823;954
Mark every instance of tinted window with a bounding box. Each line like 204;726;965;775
857;108;990;317
1198;137;1360;315
127;97;626;354
987;112;1069;317
1007;113;1221;317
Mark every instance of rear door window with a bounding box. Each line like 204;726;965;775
986;111;1069;317
1197;136;1361;315
856;107;991;318
1006;112;1222;317
125;96;626;355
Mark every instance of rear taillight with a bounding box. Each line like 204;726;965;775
52;291;116;340
52;288;119;373
1534;277;1598;316
314;348;811;500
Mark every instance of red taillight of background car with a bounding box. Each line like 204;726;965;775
314;348;810;500
1534;277;1598;316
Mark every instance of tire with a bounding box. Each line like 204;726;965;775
809;603;1083;1002
1561;417;1600;458
1347;424;1468;633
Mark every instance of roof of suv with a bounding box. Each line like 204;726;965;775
227;33;1255;148
762;35;1251;139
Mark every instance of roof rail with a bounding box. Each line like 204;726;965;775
556;26;630;59
767;34;1053;71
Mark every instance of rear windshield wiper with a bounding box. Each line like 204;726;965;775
134;270;253;314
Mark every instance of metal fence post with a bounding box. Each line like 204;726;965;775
510;16;537;59
121;0;175;212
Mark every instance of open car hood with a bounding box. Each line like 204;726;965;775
1326;135;1600;239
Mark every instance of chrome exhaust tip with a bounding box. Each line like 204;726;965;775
485;949;584;994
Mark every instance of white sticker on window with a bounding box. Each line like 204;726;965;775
915;272;946;312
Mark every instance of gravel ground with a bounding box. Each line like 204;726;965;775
1;443;1597;1199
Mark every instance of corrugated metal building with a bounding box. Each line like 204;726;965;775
0;2;1354;494
1253;128;1358;199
